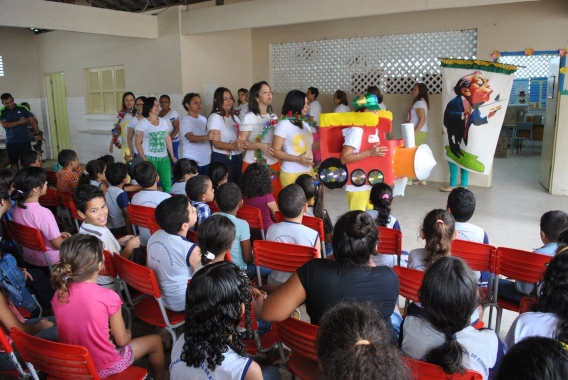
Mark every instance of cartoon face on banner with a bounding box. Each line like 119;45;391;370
441;62;516;175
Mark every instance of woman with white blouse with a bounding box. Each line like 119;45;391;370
207;87;247;183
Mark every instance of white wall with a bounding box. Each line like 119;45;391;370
0;27;41;98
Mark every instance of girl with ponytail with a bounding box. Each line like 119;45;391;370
367;182;400;267
401;256;504;379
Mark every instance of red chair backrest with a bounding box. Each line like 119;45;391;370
272;317;319;362
1;220;14;242
451;240;496;272
236;205;264;231
46;171;58;188
377;227;402;256
148;218;161;235
275;211;325;241
60;192;84;222
10;327;102;379
253;240;319;272
39;188;60;208
495;247;552;283
186;230;198;243
404;357;483;380
392;266;425;303
8;221;47;253
128;204;156;229
99;250;118;278
207;201;220;213
112;253;161;298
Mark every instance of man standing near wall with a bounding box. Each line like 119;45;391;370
0;93;44;170
307;87;322;126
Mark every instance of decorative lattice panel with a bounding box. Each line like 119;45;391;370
499;54;558;79
271;29;477;95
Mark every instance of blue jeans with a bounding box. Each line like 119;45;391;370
448;161;469;187
246;264;272;280
262;365;281;380
198;163;210;176
498;278;524;304
211;152;242;184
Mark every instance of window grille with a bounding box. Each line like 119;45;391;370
86;66;125;114
499;54;558;79
271;29;477;95
0;56;4;77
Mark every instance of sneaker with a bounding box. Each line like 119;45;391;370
440;186;454;192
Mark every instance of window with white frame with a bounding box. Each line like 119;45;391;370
86;66;125;114
271;29;477;95
0;56;4;77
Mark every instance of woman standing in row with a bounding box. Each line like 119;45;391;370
158;94;180;160
407;83;429;185
126;96;147;160
207;87;247;184
239;81;282;196
109;92;135;161
135;97;177;193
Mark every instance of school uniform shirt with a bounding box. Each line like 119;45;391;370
170;181;186;195
105;186;129;229
135;118;169;158
505;311;559;350
266;221;319;285
334;104;351;113
365;211;400;267
215;212;250;270
180;114;211;166
402;316;505;380
162;109;180;144
455;222;489;244
90;179;103;189
407;99;428;132
147;230;197;312
131;190;171;246
515;243;558;295
365;210;401;230
79;222;120;289
343;127;372;192
407;248;428;271
207;113;241;155
169;333;253;380
274;119;313;174
240;112;278;165
308;100;322;125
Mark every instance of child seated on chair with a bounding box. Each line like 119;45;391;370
73;184;139;288
185;174;214;230
147;195;200;313
171;158;198;195
104;162;133;236
11;167;71;274
498;210;568;304
366;182;399;267
52;234;164;380
169;261;280;380
131;161;171;247
55;149;81;194
240;163;278;236
265;184;320;288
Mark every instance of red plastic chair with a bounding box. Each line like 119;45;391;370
60;191;83;232
377;226;403;265
275;211;326;258
147;217;161;235
8;221;52;272
0;329;33;379
493;247;552;334
112;254;185;342
39;188;60;208
404;357;483;380
392;266;425;311
272;317;319;380
128;204;156;237
46;171;58;188
237;204;265;240
253;240;319;286
10;327;147;380
207;201;220;213
186;230;198;243
241;302;278;355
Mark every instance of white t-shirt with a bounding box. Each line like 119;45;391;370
266;221;319;285
207;113;241;155
308;100;322;125
240;112;278;165
334;104;350;113
147;230;197;312
79;222;120;289
162;109;180;143
170;181;186;195
274;119;313;173
505;312;559;350
127;116;142;154
407;99;428;132
135;118;170;158
131;190;172;246
180;114;211;166
234;103;248;119
343;127;372;192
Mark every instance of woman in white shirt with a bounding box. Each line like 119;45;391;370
180;93;219;175
135;97;177;193
407;83;430;185
333;90;351;113
158;94;180;160
239;81;282;196
272;90;314;188
207;87;247;183
126;96;146;159
234;88;249;119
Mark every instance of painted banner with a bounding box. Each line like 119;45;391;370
441;59;517;175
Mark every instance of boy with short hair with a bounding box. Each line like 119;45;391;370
499;210;568;303
147;195;200;312
185;174;214;228
105;162;133;235
73;184;139;289
131;161;171;246
56;149;81;194
19;150;41;168
446;187;489;244
266;184;320;286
